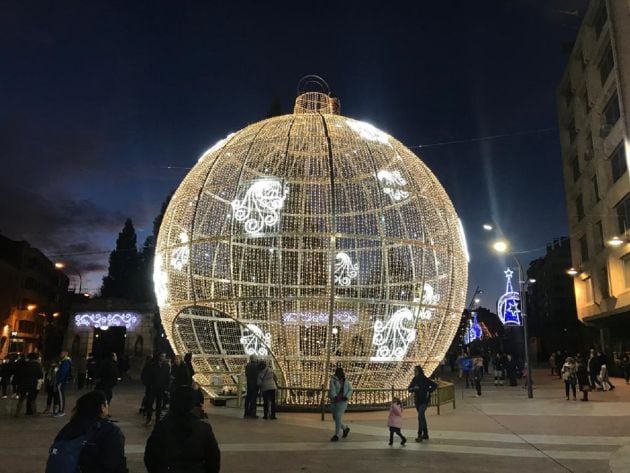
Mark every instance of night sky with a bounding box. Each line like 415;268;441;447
0;0;586;306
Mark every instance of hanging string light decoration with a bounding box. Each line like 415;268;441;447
497;268;521;326
154;77;468;401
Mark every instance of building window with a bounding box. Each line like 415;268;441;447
623;255;630;288
595;221;604;248
579;235;589;263
616;194;630;233
600;265;609;299
572;155;581;181
610;142;627;183
593;2;607;38
576;194;585;221
583;277;594;303
603;92;620;127
598;45;614;84
592;175;600;202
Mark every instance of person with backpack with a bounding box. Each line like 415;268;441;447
144;386;220;473
55;352;72;417
46;389;128;473
408;365;438;442
329;366;352;442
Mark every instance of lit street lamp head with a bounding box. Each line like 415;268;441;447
492;240;509;254
54;262;65;269
482;224;493;231
607;236;624;247
566;267;578;276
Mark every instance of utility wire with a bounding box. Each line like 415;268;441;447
410;127;557;149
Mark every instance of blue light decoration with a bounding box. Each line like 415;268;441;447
497;268;521;325
464;312;482;344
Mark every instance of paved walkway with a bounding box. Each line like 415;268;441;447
1;369;629;472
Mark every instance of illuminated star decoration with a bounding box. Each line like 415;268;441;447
497;268;521;325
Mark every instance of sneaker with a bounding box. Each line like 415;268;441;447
388;441;393;446
422;434;429;440
415;437;423;442
53;412;66;418
330;435;339;442
269;415;277;420
401;438;407;446
342;427;350;438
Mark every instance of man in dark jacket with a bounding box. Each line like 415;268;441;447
0;358;13;397
145;353;171;424
16;352;43;415
408;365;437;443
145;386;220;473
243;356;259;418
95;353;119;406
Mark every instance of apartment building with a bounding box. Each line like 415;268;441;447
557;0;630;352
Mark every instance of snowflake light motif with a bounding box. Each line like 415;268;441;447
497;268;521;325
231;178;289;234
377;170;410;202
416;283;440;320
170;232;190;270
74;312;139;329
334;252;359;286
371;308;417;361
239;323;272;356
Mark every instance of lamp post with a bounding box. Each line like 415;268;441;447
55;262;83;294
492;240;534;399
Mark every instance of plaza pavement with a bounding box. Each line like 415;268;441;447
1;369;629;473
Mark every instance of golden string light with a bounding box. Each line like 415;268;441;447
154;88;468;401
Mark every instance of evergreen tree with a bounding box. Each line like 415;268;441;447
101;219;141;300
139;234;156;302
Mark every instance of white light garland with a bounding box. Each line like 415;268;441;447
415;283;440;321
334;252;359;286
153;255;168;307
74;312;140;329
377;169;410;202
282;311;358;328
346;119;391;145
231;178;288;234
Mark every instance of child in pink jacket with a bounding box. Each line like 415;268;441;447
387;397;407;446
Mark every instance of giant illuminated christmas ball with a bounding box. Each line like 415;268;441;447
154;85;468;399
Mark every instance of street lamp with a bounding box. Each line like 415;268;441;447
492;239;534;399
606;235;625;247
55;262;83;294
482;224;494;231
566;267;578;276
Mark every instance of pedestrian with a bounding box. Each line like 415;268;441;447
458;351;472;388
257;360;278;420
184;352;195;381
587;349;602;390
86;353;97;387
493;353;505;386
15;352;44;416
472;353;483;397
549;352;556;376
144;386;221;473
505;354;518;386
561;356;577;400
12;354;25;398
94;352;119;407
46;389;128;473
170;355;192;394
597;351;615;391
191;380;207;419
144;353;170;424
55;351;72;417
329;366;352;442
576;358;590;401
76;355;87;390
43;360;60;415
554;350;563;379
243;355;259;419
0;358;12;397
407;365;437;442
620;354;630;384
386;397;407;446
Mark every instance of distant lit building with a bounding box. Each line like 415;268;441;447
0;234;68;357
526;238;590;358
557;0;630;353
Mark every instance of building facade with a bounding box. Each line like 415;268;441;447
0;234;69;357
557;0;630;353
